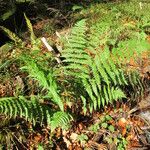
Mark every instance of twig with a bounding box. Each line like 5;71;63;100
41;37;54;52
41;37;61;64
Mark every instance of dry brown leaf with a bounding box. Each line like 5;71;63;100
118;118;127;128
70;133;78;142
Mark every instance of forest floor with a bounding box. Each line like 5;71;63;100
0;0;150;150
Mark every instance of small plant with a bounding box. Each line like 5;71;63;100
77;133;88;147
116;136;128;150
0;1;150;149
105;135;127;150
100;114;115;132
88;123;100;133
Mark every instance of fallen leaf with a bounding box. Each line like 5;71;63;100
70;133;78;142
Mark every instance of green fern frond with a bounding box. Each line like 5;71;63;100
61;19;127;111
21;56;64;111
50;111;72;132
0;96;51;125
0;96;72;131
0;26;22;44
24;13;36;43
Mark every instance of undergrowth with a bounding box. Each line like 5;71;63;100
0;0;150;149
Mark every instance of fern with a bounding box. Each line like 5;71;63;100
50;111;72;132
61;16;150;112
61;19;127;112
20;56;64;111
0;26;22;44
24;13;36;44
0;96;46;124
0;96;71;132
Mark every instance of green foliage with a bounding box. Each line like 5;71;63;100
38;144;44;150
0;1;150;148
77;133;88;146
88;123;100;133
0;96;50;125
116;136;128;150
108;125;115;132
0;26;22;44
88;114;115;134
61;19;127;113
51;111;72;132
0;95;71;132
0;15;71;135
20;56;64;111
61;0;150;111
24;13;36;44
105;135;127;150
99;114;115;132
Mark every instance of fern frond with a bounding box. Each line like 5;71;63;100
50;111;72;132
61;19;127;112
24;13;36;43
0;26;22;44
21;56;64;111
0;96;72;131
0;96;50;124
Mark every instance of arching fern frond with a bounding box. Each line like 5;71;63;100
0;26;22;44
50;111;73;132
0;96;50;125
20;56;64;111
0;96;72;132
61;19;127;112
24;13;36;44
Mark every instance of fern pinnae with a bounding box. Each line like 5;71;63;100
107;85;113;104
11;99;21;118
82;79;97;110
90;79;99;97
21;57;64;111
68;36;87;44
94;56;110;85
81;96;87;114
0;97;12;117
36;102;45;125
62;58;88;65
50;111;72;132
108;59;121;85
101;97;105;107
45;109;51;126
0;26;22;44
90;79;100;109
18;96;29;120
113;87;126;100
102;61;117;85
103;85;109;105
15;98;25;118
24;13;36;43
91;63;101;85
64;64;89;74
64;71;90;79
119;69;128;85
62;52;89;58
21;60;48;89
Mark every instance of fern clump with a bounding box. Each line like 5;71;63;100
61;20;128;113
0;14;72;134
60;7;150;112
